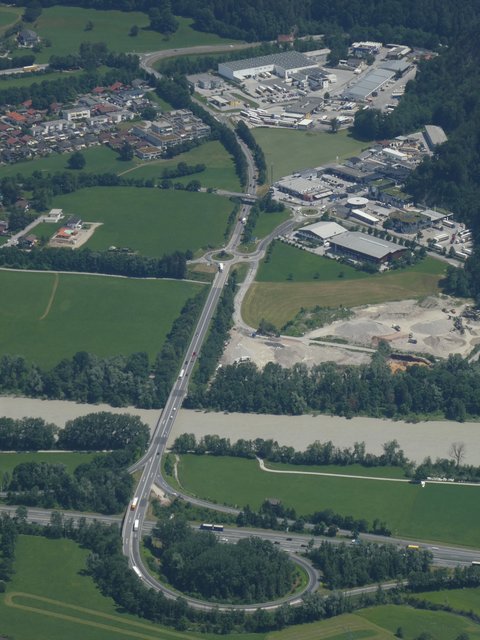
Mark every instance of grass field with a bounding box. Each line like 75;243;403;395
0;68;87;89
0;4;22;33
0;270;204;368
0;452;100;477
26;7;239;63
359;605;480;640
0;145;136;180
118;141;241;191
265;462;407;479
266;613;392;640
254;210;291;240
177;455;480;547
244;252;446;328
53;187;233;257
252;129;367;182
411;588;480;615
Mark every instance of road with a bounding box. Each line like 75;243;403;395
0;64;49;77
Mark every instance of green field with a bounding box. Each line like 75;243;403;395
177;455;480;546
25;7;239;63
267;613;392;640
359;605;480;640
0;4;21;33
265;462;407;479
252;129;367;182
0;145;136;180
0;68;88;89
244;250;446;327
411;587;480;615
53;187;233;257
254;210;291;239
118;141;241;191
0;452;100;477
0;270;204;368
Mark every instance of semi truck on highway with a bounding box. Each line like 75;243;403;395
178;368;185;379
200;523;224;531
130;497;138;510
218;262;224;272
133;519;140;531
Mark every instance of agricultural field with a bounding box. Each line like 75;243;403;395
0;68;87;90
411;587;480;615
53;187;233;257
177;455;480;547
119;141;241;191
359;605;480;640
265;461;407;480
244;251;445;328
0;270;204;368
254;210;291;240
0;452;100;477
19;7;239;63
252;129;367;182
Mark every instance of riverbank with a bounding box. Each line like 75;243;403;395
1;396;479;464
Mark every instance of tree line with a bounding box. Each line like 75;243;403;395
150;514;296;604
188;352;480;421
0;288;206;407
236;121;267;185
308;541;432;590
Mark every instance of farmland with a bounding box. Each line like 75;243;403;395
243;250;445;328
22;7;239;63
411;587;480;615
252;129;367;182
0;5;22;33
52;187;233;257
177;455;480;546
0;270;204;368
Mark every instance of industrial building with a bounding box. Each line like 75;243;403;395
424;125;448;151
329;232;406;264
342;67;394;101
296;221;347;244
218;51;318;81
276;175;332;201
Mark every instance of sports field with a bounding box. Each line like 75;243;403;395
0;270;204;368
359;605;480;640
411;588;480;615
252;129;367;182
53;187;233;256
244;252;445;328
0;452;100;476
177;455;480;546
25;7;239;63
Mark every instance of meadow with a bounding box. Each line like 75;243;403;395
359;605;480;640
244;249;445;328
411;587;480;615
0;270;204;368
265;461;407;479
254;210;291;240
22;7;239;63
177;455;480;546
0;452;100;476
53;187;233;257
252;129;367;182
0;68;86;89
0;4;22;33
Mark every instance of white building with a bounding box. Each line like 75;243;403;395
43;209;64;223
296;221;347;244
218;51;318;81
63;107;91;121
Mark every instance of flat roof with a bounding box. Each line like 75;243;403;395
330;231;403;259
420;208;447;222
220;51;316;73
351;208;379;223
424;124;448;146
298;221;346;239
343;68;394;100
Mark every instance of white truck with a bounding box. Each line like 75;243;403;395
133;519;139;532
218;262;224;272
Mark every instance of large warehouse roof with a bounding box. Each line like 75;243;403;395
298;221;346;240
330;232;403;260
342;68;394;100
221;51;315;73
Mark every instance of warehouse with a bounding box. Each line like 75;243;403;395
218;51;318;81
342;67;394;101
424;125;448;151
296;221;347;244
329;232;406;264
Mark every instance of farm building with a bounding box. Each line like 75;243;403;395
329;232;406;264
218;51;318;81
296;221;347;244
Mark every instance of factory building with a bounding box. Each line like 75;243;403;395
218;51;318;81
424;125;448;151
296;221;347;244
329;232;407;264
276;175;332;201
